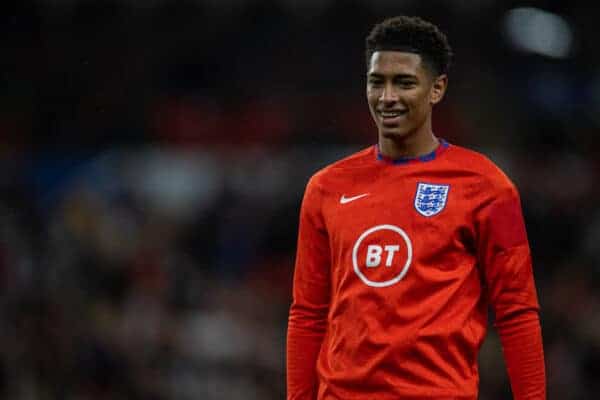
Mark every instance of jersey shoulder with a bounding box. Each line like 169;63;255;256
445;144;518;195
307;146;374;187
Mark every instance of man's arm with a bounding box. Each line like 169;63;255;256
477;183;546;399
287;176;331;400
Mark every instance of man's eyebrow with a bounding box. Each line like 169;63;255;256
367;72;417;79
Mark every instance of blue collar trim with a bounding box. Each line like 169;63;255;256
376;139;449;165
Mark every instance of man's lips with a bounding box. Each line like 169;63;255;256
378;109;408;124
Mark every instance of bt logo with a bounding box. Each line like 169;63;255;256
352;224;413;287
365;244;401;267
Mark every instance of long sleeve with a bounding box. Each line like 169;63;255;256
287;176;331;400
476;183;546;399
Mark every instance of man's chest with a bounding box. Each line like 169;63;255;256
319;172;476;287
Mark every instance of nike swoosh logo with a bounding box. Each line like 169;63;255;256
340;193;369;204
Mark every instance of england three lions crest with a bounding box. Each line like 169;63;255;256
414;183;450;217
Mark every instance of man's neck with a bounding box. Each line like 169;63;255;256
378;131;439;160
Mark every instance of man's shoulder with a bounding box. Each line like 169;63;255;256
446;144;518;194
308;145;374;185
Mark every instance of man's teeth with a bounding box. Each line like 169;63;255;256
381;111;405;117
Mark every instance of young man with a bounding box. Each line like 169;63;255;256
287;16;545;400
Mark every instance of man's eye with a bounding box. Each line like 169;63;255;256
399;81;416;88
369;80;383;86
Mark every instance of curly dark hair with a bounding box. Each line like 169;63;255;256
365;16;453;76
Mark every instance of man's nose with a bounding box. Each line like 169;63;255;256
380;84;398;103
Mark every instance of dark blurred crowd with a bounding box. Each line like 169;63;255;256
1;0;599;399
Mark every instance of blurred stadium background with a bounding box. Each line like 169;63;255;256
1;0;599;399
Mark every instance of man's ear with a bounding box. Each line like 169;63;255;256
430;74;448;105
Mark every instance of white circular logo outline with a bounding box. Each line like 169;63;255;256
352;224;413;287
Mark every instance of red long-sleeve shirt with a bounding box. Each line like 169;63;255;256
287;141;545;399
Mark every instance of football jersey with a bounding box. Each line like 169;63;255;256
287;140;545;400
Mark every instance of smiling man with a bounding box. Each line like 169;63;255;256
367;50;446;159
287;16;546;400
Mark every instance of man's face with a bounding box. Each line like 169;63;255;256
366;51;446;141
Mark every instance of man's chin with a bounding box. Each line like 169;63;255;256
380;128;409;140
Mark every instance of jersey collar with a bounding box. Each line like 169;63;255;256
375;139;449;165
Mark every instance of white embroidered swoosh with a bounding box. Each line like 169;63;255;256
340;193;370;204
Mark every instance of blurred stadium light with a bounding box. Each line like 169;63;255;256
503;7;574;59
